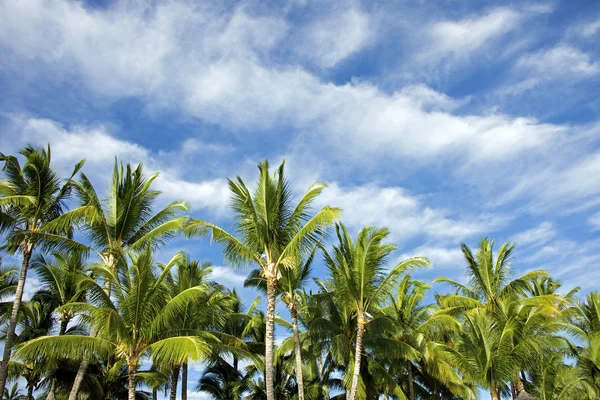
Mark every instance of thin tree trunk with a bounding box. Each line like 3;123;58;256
152;387;158;400
290;304;305;400
491;382;500;400
169;364;181;400
407;360;415;400
0;247;32;395
182;361;188;400
128;361;137;400
27;382;35;400
69;356;90;400
347;319;365;400
70;258;114;400
265;276;277;400
46;317;70;400
69;326;98;400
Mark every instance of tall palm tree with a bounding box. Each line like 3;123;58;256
323;224;428;400
184;159;340;400
0;145;85;395
3;296;61;399
164;255;233;400
529;350;591;400
0;258;18;318
198;357;251;400
434;239;546;314
568;292;600;397
245;248;316;400
435;238;560;399
30;251;89;399
450;308;514;400
13;250;219;400
47;160;188;400
380;276;472;399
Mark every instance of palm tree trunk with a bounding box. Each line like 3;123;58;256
0;247;32;395
182;361;188;400
152;387;158;400
347;319;365;400
69;356;90;400
46;317;70;400
26;381;35;400
290;304;305;400
491;382;500;400
265;276;277;400
70;260;114;400
128;362;137;400
46;380;58;400
407;360;415;400
169;364;181;400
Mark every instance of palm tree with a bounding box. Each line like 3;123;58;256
13;250;219;400
380;276;472;399
30;251;88;399
0;145;85;395
3;296;62;399
323;224;429;400
3;383;26;400
568;292;600;397
0;258;18;318
529;350;591;400
184;159;340;400
245;248;316;400
164;255;233;400
46;160;188;400
198;357;251;400
31;252;88;336
434;239;546;315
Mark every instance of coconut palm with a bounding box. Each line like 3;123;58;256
3;383;26;400
0;259;18;319
381;276;472;400
323;224;429;400
31;251;88;336
184;159;340;400
567;292;600;397
46;160;188;400
434;239;547;315
198;357;252;400
245;247;316;400
529;350;591;400
2;296;63;399
164;255;235;400
0;145;85;394
13;250;220;400
30;251;89;399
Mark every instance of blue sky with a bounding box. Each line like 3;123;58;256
0;0;599;398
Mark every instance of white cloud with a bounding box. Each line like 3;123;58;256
512;222;556;247
568;17;600;38
399;245;464;270
186;391;212;400
0;0;572;169
316;183;508;243
520;237;600;292
428;8;521;58
517;44;600;77
1;116;231;215
588;212;600;231
298;8;373;68
22;277;42;302
209;266;247;286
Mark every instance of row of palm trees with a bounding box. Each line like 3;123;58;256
0;144;598;400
